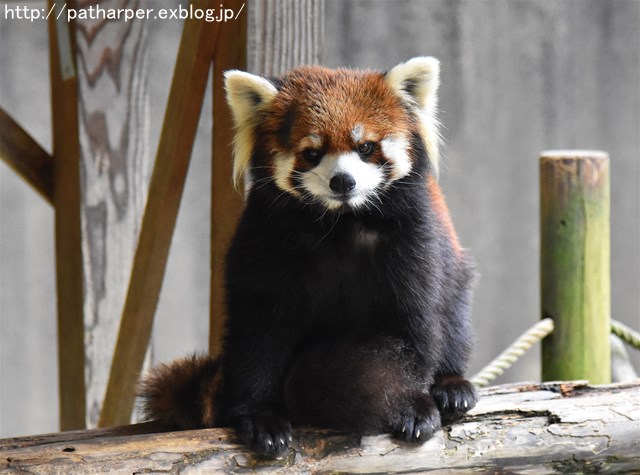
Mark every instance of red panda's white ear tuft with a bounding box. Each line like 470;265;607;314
385;57;441;174
224;71;279;187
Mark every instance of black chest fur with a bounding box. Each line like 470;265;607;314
225;182;436;346
300;218;384;330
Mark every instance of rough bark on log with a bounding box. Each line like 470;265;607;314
2;381;639;474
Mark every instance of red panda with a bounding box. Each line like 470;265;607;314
141;57;477;458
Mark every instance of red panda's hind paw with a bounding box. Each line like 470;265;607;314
431;375;478;424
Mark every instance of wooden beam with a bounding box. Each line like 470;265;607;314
540;151;611;384
48;0;87;431
99;0;222;428
209;0;246;356
0;108;54;205
4;381;640;473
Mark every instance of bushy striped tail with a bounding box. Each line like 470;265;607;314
139;354;222;429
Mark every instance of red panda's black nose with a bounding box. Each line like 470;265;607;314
330;173;356;195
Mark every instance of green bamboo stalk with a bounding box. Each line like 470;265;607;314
540;151;611;384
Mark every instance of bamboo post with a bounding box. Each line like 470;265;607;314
540;150;611;384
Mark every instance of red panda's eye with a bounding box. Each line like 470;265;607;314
303;148;322;163
358;142;375;157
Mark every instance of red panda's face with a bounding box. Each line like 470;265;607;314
225;58;441;212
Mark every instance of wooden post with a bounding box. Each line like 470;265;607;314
209;0;325;355
246;0;325;76
48;0;86;431
540;150;611;384
99;0;221;427
209;0;247;357
74;0;150;428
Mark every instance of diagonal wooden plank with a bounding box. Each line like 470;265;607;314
0;108;54;205
48;0;87;431
99;0;222;428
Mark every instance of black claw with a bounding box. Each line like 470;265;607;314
431;376;478;424
393;396;441;444
234;413;292;458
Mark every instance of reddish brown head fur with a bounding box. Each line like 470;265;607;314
224;57;442;201
265;66;412;154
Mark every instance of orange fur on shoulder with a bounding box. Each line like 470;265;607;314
427;175;463;259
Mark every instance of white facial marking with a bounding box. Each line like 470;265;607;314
304;134;322;149
301;152;383;210
381;137;412;180
351;124;364;143
273;152;300;196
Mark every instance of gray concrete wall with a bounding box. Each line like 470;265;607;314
1;0;638;437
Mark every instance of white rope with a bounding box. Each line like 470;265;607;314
471;318;555;388
469;318;639;388
612;319;640;350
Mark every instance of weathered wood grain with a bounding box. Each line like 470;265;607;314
0;108;54;204
2;381;639;474
247;0;324;76
48;0;87;431
73;0;151;429
99;0;222;428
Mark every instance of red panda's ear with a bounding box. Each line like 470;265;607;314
385;57;441;174
224;71;279;186
385;57;440;109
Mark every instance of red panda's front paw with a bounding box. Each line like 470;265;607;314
431;375;478;423
234;412;292;458
392;393;441;444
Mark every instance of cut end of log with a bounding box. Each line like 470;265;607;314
540;150;610;160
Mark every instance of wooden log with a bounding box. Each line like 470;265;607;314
74;0;151;429
540;151;611;384
0;108;54;204
2;381;639;474
48;0;87;431
209;0;325;354
99;0;221;428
